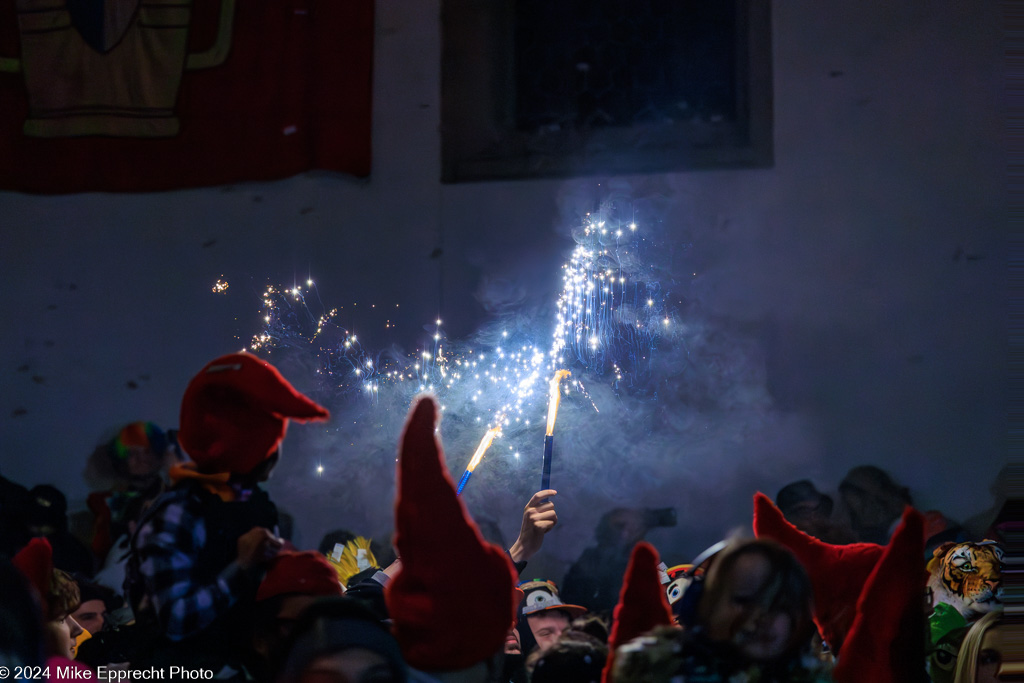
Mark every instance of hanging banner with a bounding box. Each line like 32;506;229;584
0;0;373;193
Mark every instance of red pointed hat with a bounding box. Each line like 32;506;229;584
257;551;345;602
833;506;927;683
179;352;329;474
602;541;674;683
385;396;518;672
12;536;53;606
752;491;883;653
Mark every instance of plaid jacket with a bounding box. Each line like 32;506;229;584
129;483;275;642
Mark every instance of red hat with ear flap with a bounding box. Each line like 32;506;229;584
385;395;519;673
753;492;887;655
602;541;674;683
179;352;329;474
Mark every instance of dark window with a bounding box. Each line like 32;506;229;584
441;0;773;182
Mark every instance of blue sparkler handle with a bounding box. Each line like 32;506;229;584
456;469;472;496
541;435;553;490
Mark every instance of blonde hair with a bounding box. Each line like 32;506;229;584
952;609;1002;683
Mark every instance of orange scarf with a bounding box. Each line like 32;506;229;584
168;462;236;502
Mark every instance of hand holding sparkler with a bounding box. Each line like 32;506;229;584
541;370;571;491
508;489;558;564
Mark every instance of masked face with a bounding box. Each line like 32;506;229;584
927;604;969;683
929;542;1003;620
665;575;693;606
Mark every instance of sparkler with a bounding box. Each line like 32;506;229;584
550;214;671;386
455;425;502;495
243;202;677;490
541;369;571;490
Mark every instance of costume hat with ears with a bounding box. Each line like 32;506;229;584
754;493;928;681
385;395;519;673
753;491;885;654
831;504;928;683
179;352;329;475
601;541;674;683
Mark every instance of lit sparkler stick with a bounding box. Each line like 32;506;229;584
541;370;571;490
455;425;502;495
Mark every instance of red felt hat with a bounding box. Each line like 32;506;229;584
602;541;674;683
179;352;329;474
257;551;345;602
12;537;53;607
753;491;884;654
385;396;518;672
833;505;927;683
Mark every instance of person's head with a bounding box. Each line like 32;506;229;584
278;597;407;683
518;579;588;653
528;629;607;683
527;610;572;653
952;609;1003;683
70;575;122;635
109;422;171;481
254;551;345;665
178;352;329;476
776;480;832;525
839;465;911;536
696;539;815;663
928;603;970;683
569;614;609;644
26;485;69;536
596;508;648;548
44;569;83;659
70;599;105;637
928;541;1003;621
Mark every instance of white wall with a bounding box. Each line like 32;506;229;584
0;0;1006;576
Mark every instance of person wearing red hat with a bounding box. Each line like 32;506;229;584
385;395;520;682
249;550;345;679
125;352;329;673
753;491;931;683
12;537;94;680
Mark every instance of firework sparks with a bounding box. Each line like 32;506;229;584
240;203;677;486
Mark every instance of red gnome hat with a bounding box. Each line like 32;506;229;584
179;352;329;474
753;492;885;653
257;551;345;602
602;541;674;683
13;537;53;608
385;396;518;673
833;506;928;683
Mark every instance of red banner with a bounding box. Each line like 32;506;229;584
0;0;373;193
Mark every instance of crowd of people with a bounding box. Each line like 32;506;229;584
0;352;1010;682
